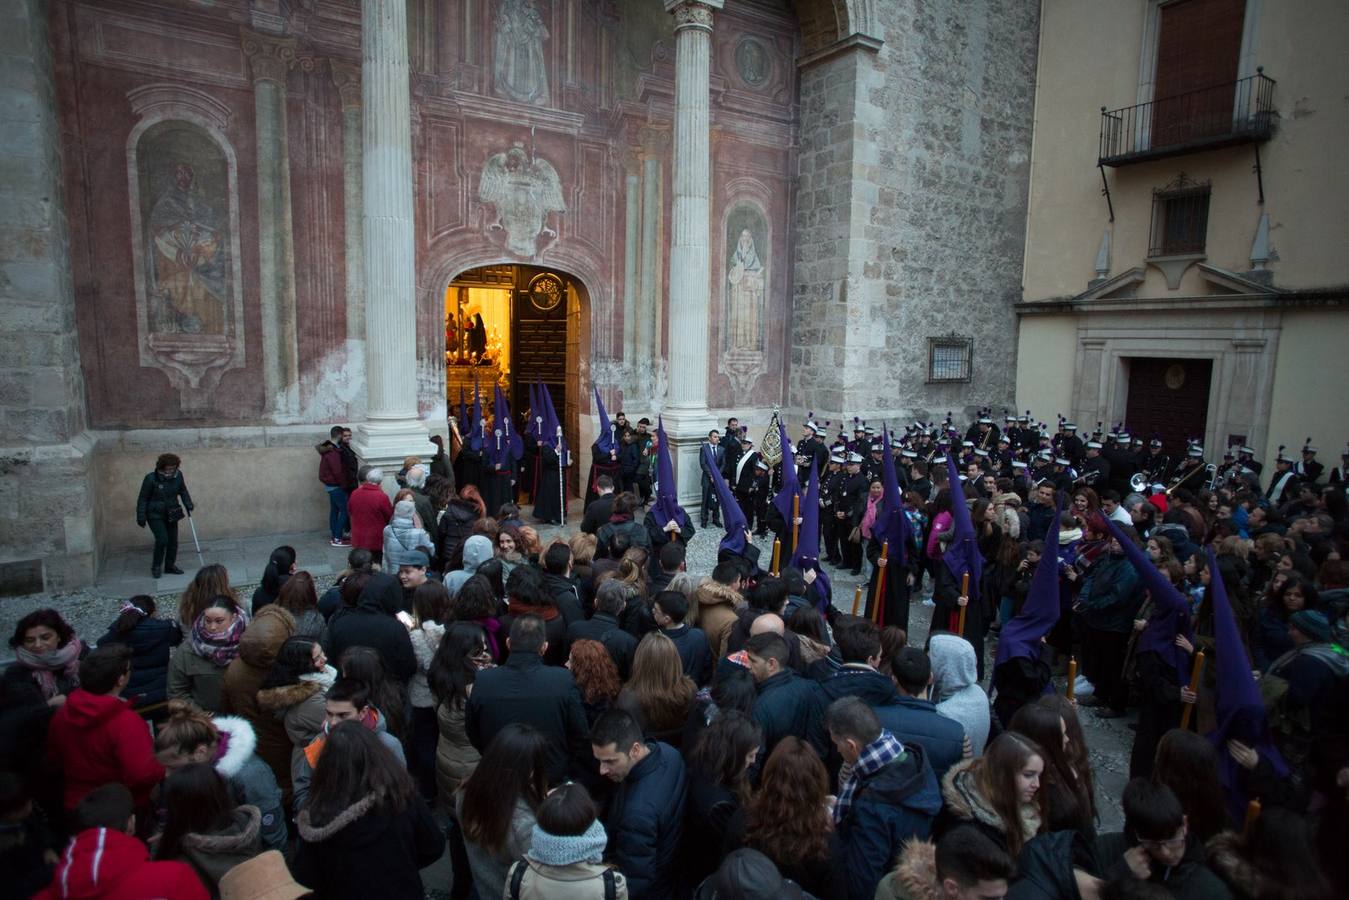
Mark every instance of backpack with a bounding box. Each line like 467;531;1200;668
508;859;618;900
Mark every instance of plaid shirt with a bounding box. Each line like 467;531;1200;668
833;729;906;825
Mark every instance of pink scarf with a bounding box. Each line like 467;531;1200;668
14;638;83;700
860;495;881;540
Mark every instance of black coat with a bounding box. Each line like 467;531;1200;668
293;793;443;900
581;494;616;535
540;571;586;628
567;612;638;679
435;498;480;571
604;742;688;900
871;695;966;784
661;625;712;687
752;670;828;756
96;618;181;709
136;470;193;524
682;772;741;889
819;665;897;707
324;574;417;682
465;652;589;784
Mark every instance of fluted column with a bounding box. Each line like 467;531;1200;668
330;59;366;420
355;0;428;463
661;0;722;507
242;31;301;419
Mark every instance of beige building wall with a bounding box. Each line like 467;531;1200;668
1017;0;1349;466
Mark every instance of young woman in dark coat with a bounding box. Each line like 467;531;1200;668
96;595;181;712
682;710;761;890
136;452;194;578
293;721;443;899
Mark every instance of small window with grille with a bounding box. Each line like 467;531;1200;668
927;336;972;383
1149;176;1211;257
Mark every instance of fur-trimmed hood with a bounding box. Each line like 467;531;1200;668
692;579;743;616
876;839;941;900
181;805;261;855
1205;832;1266;899
296;792;379;843
212;716;258;779
256;679;322;714
940;758;1041;842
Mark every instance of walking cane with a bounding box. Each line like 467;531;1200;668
186;512;206;568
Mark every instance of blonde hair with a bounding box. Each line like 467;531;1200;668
568;532;597;565
626;632;695;732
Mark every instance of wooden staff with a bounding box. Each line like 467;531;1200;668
1242;799;1261;838
957;572;970;636
871;541;889;625
1065;656;1078;699
1179;650;1206;730
851;584;862;617
769;538;781;577
791;493;800;553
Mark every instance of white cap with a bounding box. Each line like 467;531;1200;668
847;452;863;463
1086;441;1103;449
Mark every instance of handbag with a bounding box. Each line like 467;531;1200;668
848;526;861;544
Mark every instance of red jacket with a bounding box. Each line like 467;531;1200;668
347;482;393;551
318;441;345;487
46;690;164;812
37;827;207;899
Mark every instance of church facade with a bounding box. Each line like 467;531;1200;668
1;0;1039;591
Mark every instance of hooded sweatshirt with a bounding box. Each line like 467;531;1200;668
46;689;165;812
324;573;417;681
443;535;495;595
928;634;990;755
37;828;207;900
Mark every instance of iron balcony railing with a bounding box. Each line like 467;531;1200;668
1099;69;1276;166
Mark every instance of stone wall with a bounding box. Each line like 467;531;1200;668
0;0;97;593
790;0;1039;426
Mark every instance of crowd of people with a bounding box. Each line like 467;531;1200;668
1;402;1346;900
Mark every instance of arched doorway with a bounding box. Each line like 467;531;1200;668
444;264;589;503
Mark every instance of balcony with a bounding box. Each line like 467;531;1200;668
1098;70;1276;167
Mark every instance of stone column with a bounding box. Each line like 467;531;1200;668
354;0;428;464
242;31;301;419
330;60;367;419
661;0;722;507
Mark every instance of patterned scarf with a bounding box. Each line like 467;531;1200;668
833;729;905;825
189;611;248;667
13;639;83;700
860;495;881;540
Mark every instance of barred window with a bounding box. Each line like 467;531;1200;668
927;336;972;383
1149;177;1211;256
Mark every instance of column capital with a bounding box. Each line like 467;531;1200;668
329;59;361;110
241;30;312;85
664;0;723;32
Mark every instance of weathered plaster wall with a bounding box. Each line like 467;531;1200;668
0;0;97;592
790;0;1039;425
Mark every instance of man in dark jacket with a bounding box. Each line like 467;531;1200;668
318;426;351;547
591;709;688;900
435;494;480;571
467;615;590;783
819;619;896;706
1072;533;1142;717
746;632;828;756
582;474;617;535
826;697;942;900
1096;779;1233;900
323;573;417;683
567;580;639;678
874;647;968;783
700;430;724;528
653;591;712;687
540;542;586;627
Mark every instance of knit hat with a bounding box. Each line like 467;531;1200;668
1289;609;1332;644
525;818;609;867
219;850;309;900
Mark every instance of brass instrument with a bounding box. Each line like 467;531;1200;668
1165;462;1213;496
1129;471;1151;494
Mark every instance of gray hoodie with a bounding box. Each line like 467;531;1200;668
383;511;433;573
443;534;495;595
928;633;990;756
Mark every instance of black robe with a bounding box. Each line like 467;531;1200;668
865;534;912;632
585;442;622;507
533;444;566;525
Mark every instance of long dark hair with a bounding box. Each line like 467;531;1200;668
1009;704;1092;832
261;637;322;691
1152;728;1229;842
709;666;757;716
975;732;1049;856
458;724;549;854
111;595;156;637
427;622;488;709
276;571;318;615
155;763;235;860
1035;694;1096;818
686;710;761;804
412;581;451;626
451;575;498;621
338;646;406;739
307;721;415;826
260;546;297;597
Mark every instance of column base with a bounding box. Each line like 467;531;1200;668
353;417;434;472
661;407;718;510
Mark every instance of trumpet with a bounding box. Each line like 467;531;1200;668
1165;463;1213;496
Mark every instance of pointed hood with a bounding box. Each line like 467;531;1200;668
703;442;748;555
593;386;616;455
877;425;911;566
527;381;542;439
491;383;523;465
996;498;1061;665
540;381;567;459
943;454;983;587
789;458;831;607
650;416;688;530
772;416;800;525
1104;517;1193;680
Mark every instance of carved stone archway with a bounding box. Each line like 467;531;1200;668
792;0;883;59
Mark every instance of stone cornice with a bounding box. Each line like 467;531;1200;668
241;30;313;84
1015;287;1349;317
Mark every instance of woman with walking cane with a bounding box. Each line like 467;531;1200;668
137;452;194;579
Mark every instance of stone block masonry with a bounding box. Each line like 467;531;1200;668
789;0;1039;425
0;0;98;592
